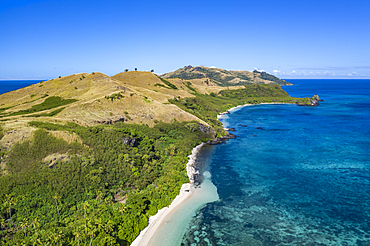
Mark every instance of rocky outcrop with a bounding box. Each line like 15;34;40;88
219;110;230;115
123;137;136;147
224;127;235;131
93;117;126;125
298;95;322;106
206;133;236;145
43;153;71;168
198;123;212;133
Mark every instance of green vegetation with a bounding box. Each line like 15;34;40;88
164;66;252;86
163;66;291;86
0;126;5;159
105;93;125;101
0;106;12;114
154;83;168;88
219;84;289;98
182;81;197;92
154;77;178;90
143;97;151;103
0;121;213;245
20;94;49;106
24;107;66;117
3;96;77;117
253;70;288;85
170;84;310;129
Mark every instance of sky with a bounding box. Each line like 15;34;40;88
0;0;369;80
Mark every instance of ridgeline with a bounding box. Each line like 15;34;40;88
162;65;292;86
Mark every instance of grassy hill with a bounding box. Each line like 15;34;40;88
0;71;203;147
0;68;300;149
161;65;292;86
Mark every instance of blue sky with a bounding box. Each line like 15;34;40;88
0;0;369;80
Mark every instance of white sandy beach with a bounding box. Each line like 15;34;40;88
131;143;219;246
217;102;293;121
132;103;286;246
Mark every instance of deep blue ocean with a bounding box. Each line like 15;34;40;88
0;80;41;95
182;79;370;246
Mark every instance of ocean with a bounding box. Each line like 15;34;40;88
0;80;42;95
181;79;370;246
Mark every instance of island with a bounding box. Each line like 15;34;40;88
0;66;318;245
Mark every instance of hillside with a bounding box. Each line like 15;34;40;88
0;71;206;148
161;65;292;86
0;68;296;149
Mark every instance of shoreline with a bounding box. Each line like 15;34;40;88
131;142;210;246
132;102;298;245
217;102;296;120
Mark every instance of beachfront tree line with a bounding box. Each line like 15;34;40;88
0;121;213;245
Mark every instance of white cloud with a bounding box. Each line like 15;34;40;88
269;69;370;78
210;66;216;68
253;67;265;72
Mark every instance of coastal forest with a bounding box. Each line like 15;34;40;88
0;67;311;245
0;121;213;245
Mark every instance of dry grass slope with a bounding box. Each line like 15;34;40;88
1;71;234;147
0;68;290;148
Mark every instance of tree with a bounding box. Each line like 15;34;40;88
96;190;103;204
32;217;39;234
84;201;90;219
19;219;28;237
89;229;96;246
51;228;64;246
135;68;137;71
151;69;154;73
125;69;129;72
73;230;82;246
0;218;5;241
95;218;103;233
53;193;60;217
4;194;15;226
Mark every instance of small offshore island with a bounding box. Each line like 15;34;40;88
0;66;319;245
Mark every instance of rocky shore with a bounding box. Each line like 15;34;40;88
297;95;323;106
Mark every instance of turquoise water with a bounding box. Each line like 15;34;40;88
182;80;370;245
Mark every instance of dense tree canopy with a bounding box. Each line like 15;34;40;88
0;121;213;245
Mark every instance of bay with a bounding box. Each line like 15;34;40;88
181;79;370;245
